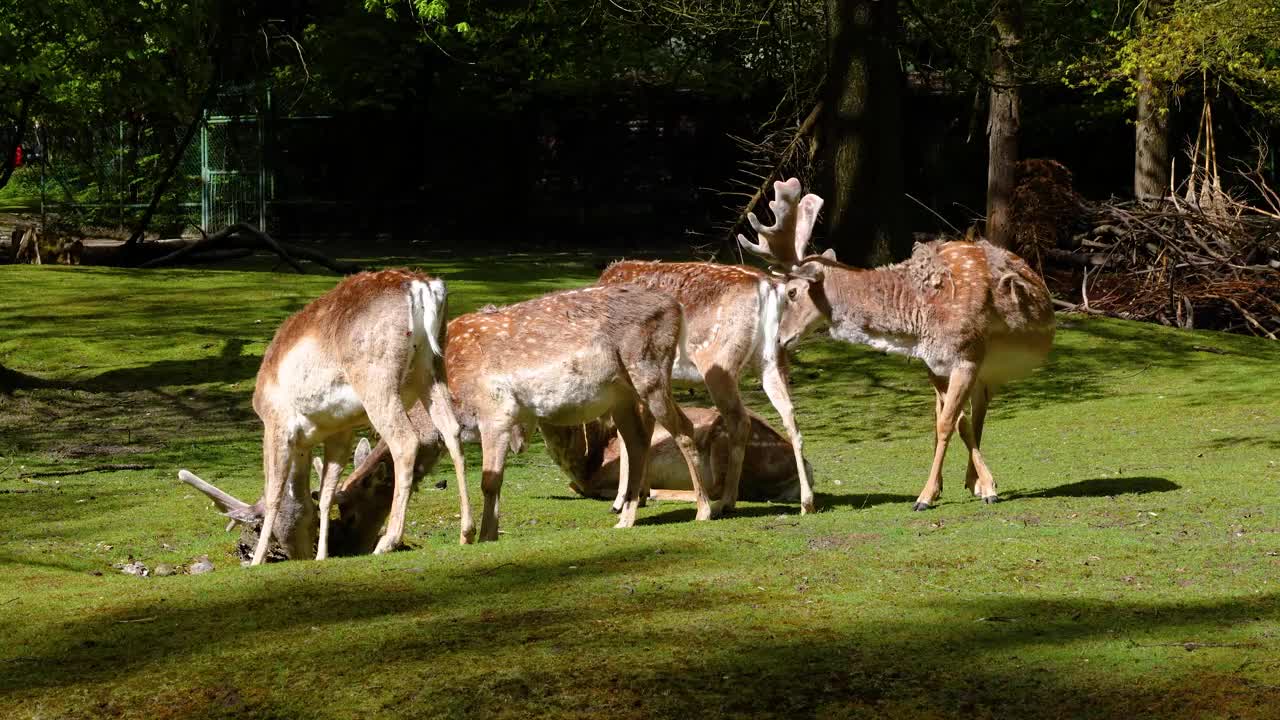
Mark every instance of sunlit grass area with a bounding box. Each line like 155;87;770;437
2;255;1278;719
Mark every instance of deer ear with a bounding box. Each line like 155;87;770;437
821;248;837;261
354;437;372;467
791;262;825;283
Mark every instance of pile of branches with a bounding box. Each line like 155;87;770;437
1043;201;1280;338
1011;155;1280;339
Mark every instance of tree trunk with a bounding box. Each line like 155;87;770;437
822;0;908;266
1134;67;1170;199
985;0;1022;248
1134;1;1170;199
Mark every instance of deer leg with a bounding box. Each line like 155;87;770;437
646;390;713;521
961;382;997;502
611;403;652;529
361;394;421;555
284;449;317;559
704;366;748;516
637;406;656;507
609;406;635;514
252;430;303;566
316;431;354;560
762;360;814;515
930;377;948;496
428;385;474;545
610;404;655;513
914;366;977;511
478;423;512;542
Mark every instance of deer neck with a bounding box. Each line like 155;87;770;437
821;265;929;358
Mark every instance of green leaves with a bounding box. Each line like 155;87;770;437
1068;0;1280;114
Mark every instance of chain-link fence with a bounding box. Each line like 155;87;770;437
0;87;275;238
0;119;201;236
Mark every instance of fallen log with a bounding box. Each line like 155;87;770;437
137;223;360;274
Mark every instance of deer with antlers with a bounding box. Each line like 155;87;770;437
220;269;471;565
737;180;1056;510
597;178;826;516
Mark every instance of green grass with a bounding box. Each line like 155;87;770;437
2;254;1279;719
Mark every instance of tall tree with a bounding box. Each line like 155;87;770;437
985;0;1023;246
1133;0;1171;199
822;0;908;266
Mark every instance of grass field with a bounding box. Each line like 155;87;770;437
2;254;1279;719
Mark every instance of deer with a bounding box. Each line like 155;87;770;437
440;285;712;536
179;435;435;560
736;182;1056;511
226;269;471;565
596;178;827;516
260;285;711;549
541;406;816;506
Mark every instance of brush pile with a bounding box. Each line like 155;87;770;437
1041;201;1280;338
1013;147;1280;339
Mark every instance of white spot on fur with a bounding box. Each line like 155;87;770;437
756;280;783;369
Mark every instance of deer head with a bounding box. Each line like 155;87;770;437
737;177;834;347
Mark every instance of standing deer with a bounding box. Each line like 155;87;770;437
738;182;1056;510
243;269;470;565
597;178;826;515
442;285;711;536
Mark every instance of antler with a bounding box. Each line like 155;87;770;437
737;177;825;267
179;469;263;529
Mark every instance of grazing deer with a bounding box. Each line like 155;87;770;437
542;406;816;505
442;285;711;536
597;178;826;515
738;183;1056;510
243;269;471;564
179;437;393;560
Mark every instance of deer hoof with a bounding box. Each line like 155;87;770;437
912;501;932;512
982;494;1000;505
434;478;448;490
609;503;623;515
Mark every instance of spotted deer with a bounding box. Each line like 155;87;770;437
738;183;1056;510
349;285;709;536
231;269;471;565
597;178;827;515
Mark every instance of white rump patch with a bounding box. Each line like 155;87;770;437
408;279;447;357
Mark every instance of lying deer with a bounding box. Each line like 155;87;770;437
597;178;826;515
542;407;816;505
739;181;1056;510
228;269;471;564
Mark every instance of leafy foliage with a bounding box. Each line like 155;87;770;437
1069;0;1280;115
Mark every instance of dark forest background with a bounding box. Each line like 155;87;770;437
2;1;1278;267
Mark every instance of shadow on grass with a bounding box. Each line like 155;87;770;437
1203;435;1280;451
2;560;1276;718
1003;476;1179;500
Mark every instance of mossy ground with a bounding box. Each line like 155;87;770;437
2;253;1278;719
